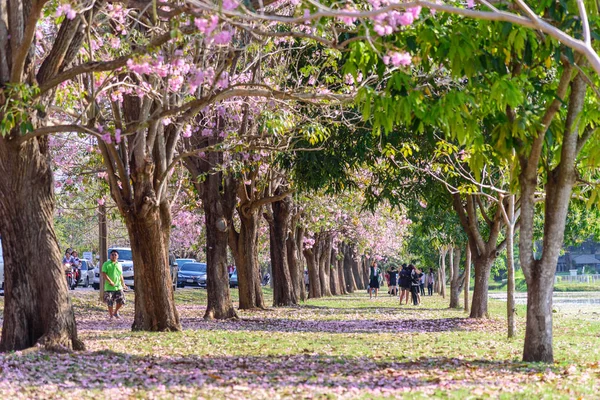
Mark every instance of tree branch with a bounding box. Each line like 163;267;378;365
10;0;48;83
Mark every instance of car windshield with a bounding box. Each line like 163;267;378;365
177;259;195;267
81;260;87;268
108;249;132;261
181;263;206;272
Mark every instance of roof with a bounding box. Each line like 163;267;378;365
573;255;600;265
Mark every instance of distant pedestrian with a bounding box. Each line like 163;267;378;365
388;266;398;296
410;264;423;305
102;249;128;320
419;271;426;296
426;268;435;296
399;263;411;305
368;261;381;299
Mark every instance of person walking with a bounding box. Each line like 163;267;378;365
388;266;398;296
419;271;426;296
410;264;423;305
399;263;411;305
102;249;128;320
426;268;435;296
368;261;381;299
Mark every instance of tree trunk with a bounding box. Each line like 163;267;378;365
351;249;364;290
229;211;265;309
449;247;463;308
185;148;238;320
0;140;83;351
286;224;302;301
303;247;321;298
268;195;296;306
318;236;333;297
439;248;447;299
201;173;237;320
343;244;356;293
504;195;516;338
469;255;494;318
337;248;347;295
294;225;307;301
126;205;180;331
329;248;341;295
464;243;471;313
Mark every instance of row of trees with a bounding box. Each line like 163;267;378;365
1;0;600;364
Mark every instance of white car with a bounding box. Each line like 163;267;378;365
77;259;95;287
93;247;134;290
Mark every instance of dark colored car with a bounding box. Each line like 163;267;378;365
229;271;238;288
177;262;207;288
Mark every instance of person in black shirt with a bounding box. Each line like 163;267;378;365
409;264;424;305
399;264;411;305
388;266;398;296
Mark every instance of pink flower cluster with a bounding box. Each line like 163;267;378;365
56;3;77;20
383;51;411;67
369;2;421;36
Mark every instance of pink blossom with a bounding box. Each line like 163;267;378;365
101;133;112;143
397;12;414;26
467;0;475;8
110;37;121;49
212;30;232;45
56;4;77;20
182;125;192;138
384;51;411;67
97;198;105;206
114;129;121;144
222;0;238;10
407;6;422;19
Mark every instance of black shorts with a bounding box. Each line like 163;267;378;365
103;290;126;307
369;277;380;289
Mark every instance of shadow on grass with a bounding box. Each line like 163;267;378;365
0;351;540;395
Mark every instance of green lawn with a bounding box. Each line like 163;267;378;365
0;288;598;399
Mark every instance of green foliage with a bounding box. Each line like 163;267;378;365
0;83;41;137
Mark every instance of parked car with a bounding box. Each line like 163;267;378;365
77;259;95;287
93;247;134;290
177;262;207;288
229;271;238;288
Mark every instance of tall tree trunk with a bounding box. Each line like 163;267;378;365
229;211;265;309
0;141;83;351
519;74;585;361
126;205;180;331
501;195;517;338
329;248;341;295
267;194;296;306
469;255;494;318
318;235;333;297
439;248;447;299
337;248;347;295
464;243;471;313
351;248;364;290
286;222;302;301
185;150;237;320
449;247;463;308
343;244;356;293
303;247;321;298
295;225;307;301
202;173;237;320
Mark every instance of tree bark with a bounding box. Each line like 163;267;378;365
449;247;463;308
501;195;517;338
303;247;321;298
343;243;356;293
229;210;265;309
439;248;447;299
337;247;347;295
0;139;83;351
464;243;471;313
125;206;180;331
469;256;494;318
286;220;303;301
184;148;237;320
318;235;333;297
351;248;364;290
329;247;341;295
267;193;296;306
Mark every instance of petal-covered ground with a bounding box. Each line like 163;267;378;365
0;289;599;399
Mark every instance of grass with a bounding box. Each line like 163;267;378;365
0;288;599;399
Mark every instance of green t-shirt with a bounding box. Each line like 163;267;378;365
102;260;123;291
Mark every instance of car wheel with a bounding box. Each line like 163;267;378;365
83;277;89;288
92;282;99;290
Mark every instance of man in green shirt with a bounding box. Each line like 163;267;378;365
102;249;128;319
